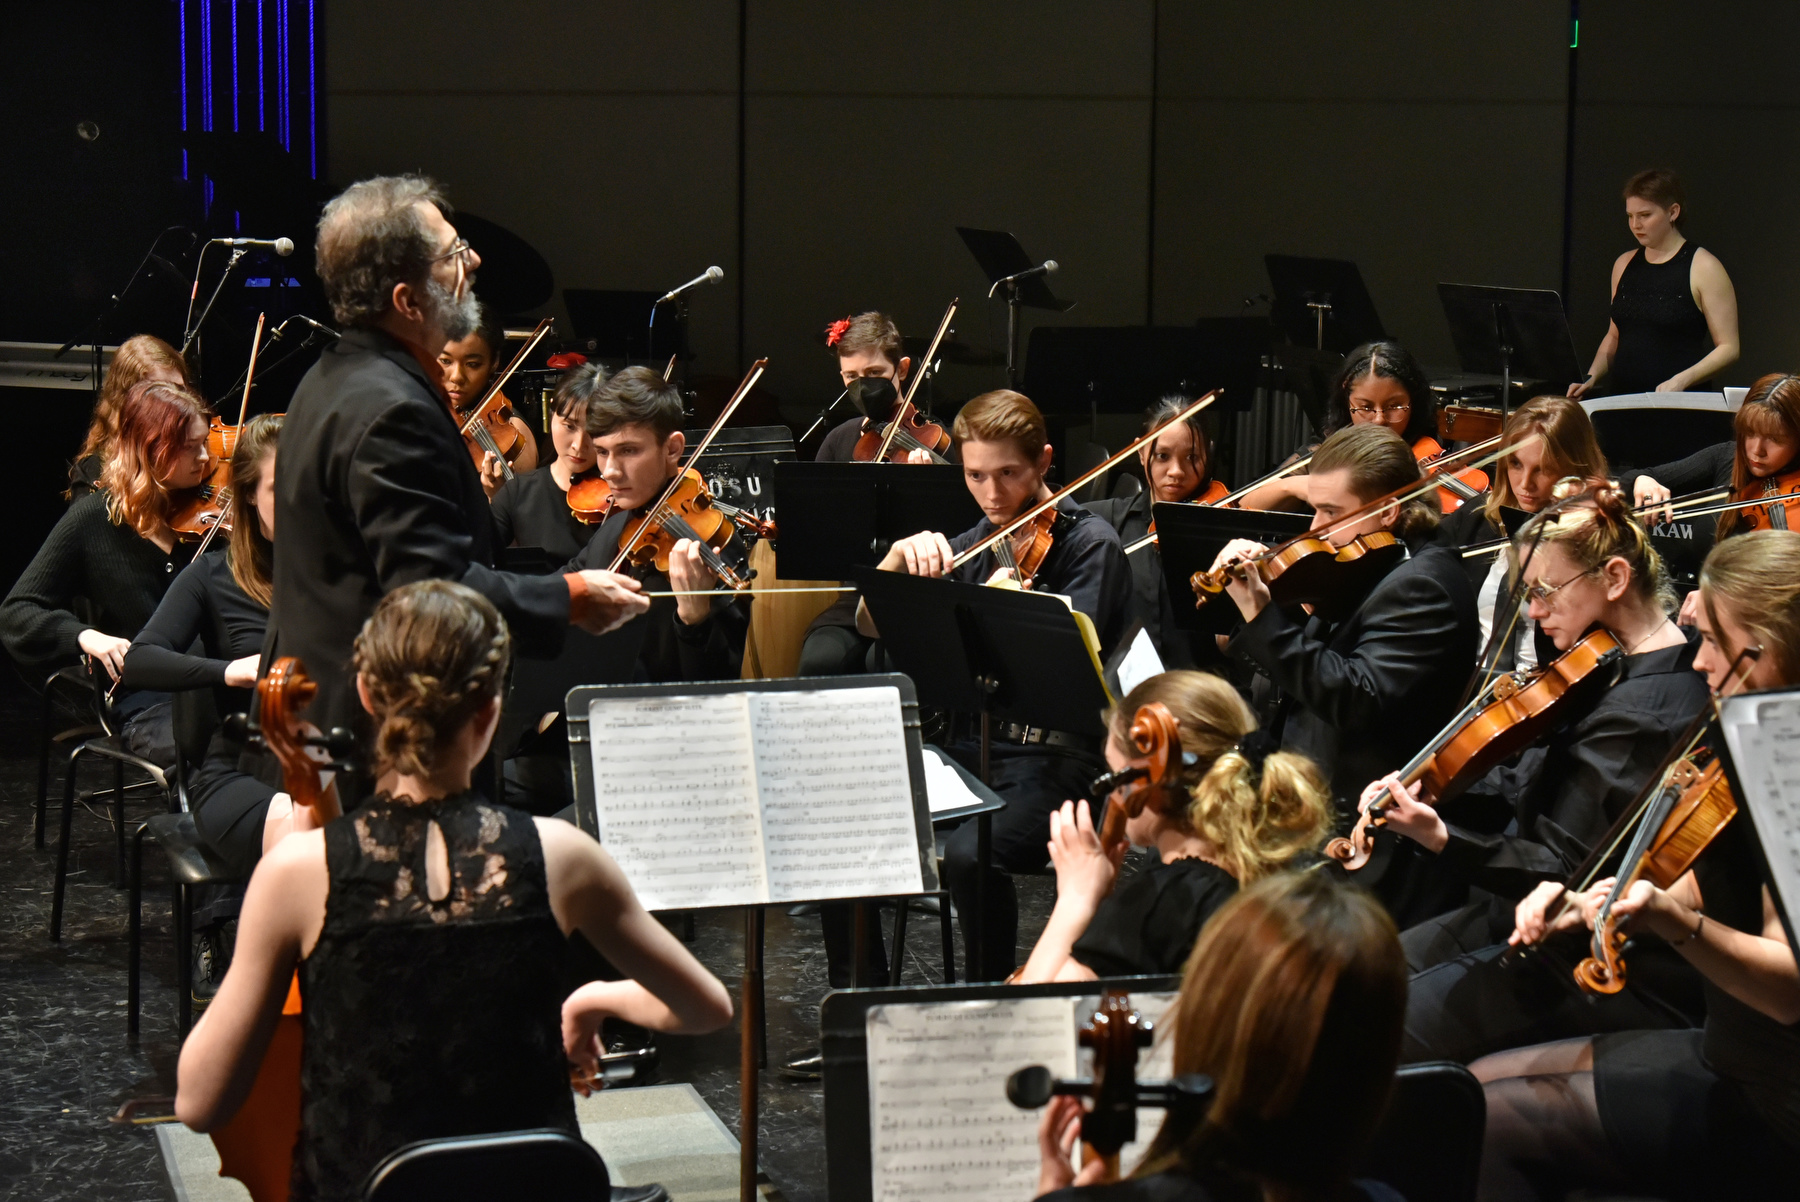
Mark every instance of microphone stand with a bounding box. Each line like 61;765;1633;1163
798;387;852;445
181;246;248;363
1000;278;1023;390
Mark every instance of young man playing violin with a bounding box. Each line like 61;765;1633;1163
560;365;749;683
1208;423;1478;921
860;388;1130;981
440;307;541;497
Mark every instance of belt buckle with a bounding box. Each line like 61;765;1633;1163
1022;724;1040;744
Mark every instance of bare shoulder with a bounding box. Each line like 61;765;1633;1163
1610;248;1636;277
533;816;616;881
1690;246;1732;281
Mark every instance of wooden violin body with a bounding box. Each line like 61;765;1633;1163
1190;530;1404;621
1192;478;1230;506
455;387;525;473
1574;755;1735;994
851;398;951;463
566;472;614;525
1414;436;1489;514
991;507;1058;587
1731;466;1800;533
170;416;241;541
614;467;753;589
1326;628;1624;871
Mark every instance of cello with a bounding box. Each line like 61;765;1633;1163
207;658;353;1202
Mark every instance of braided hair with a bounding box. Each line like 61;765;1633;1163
352;580;512;782
1535;480;1675;615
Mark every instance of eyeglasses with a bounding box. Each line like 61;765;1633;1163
1524;564;1601;605
433;237;473;265
433;237;474;298
1349;403;1410;418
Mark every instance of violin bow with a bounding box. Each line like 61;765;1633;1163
1461;486;1736;561
1214;451;1315;508
461;317;553;438
663;353;678;382
875;298;957;462
195;312;266;557
606;358;768;574
950;390;1222;570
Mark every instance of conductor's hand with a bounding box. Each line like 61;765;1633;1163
668;539;715;626
569;570;649;635
879;530;957;578
1036;1094;1110;1196
1509;880;1592;947
1211;538;1271;622
479;451;506;500
1358;773;1446;853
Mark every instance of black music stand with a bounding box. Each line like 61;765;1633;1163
498;621;646;760
772;462;981;581
819;975;1179;1202
1437;283;1581;418
1264;255;1386;354
1020;322;1265;417
1151;503;1311;634
957;227;1075;389
854;569;1114;978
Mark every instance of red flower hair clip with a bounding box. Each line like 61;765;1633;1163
546;352;588;370
824;317;853;348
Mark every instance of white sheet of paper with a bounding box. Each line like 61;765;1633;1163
867;997;1078;1202
1116;628;1166;698
1718;691;1800;923
749;686;924;902
585;694;769;910
923;747;984;814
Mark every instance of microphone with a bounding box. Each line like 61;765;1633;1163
293;314;339;338
656;266;724;305
988;260;1058;296
211;236;295;256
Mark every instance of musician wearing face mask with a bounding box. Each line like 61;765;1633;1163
860;389;1131;981
439;307;540;497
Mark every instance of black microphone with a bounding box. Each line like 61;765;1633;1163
292;314;339;338
988;259;1058;296
210;236;295;256
656;266;724;305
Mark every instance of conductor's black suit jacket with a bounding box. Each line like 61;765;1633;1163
263;328;572;740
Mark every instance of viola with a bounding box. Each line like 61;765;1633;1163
1414;435;1490;514
1729;464;1800;534
989;506;1058;588
1325;628;1623;871
455;318;553;483
1574;749;1735;995
172;312;266;550
852;300;957;464
1190;530;1405;621
209;657;352;1202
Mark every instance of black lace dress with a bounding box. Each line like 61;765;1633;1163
293;792;577;1201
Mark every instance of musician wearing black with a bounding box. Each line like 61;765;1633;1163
1625;371;1800;530
1569;169;1739;400
65;333;190;499
265;175;647;755
860;388;1130;980
560;365;750;684
1370;488;1710;1062
489;361;609;563
440;306;539;496
1475;531;1800;1200
1209;426;1478;847
1084;396;1225;669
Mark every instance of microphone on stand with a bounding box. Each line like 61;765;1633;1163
209;236;296;256
655;266;724;305
987;259;1058;298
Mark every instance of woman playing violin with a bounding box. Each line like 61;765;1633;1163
66;332;191;499
1035;873;1407;1202
439;307;539;497
859;388;1131;980
1086;395;1228;669
1375;486;1712;1061
1014;671;1330;984
1210;424;1478;835
489;361;609;563
1474;531;1800;1200
3;379;213;766
1626;371;1800;542
559;365;750;683
175;580;733;1200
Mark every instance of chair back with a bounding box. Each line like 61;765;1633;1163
1356;1061;1485;1202
362;1128;610;1202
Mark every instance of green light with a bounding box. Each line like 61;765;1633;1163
1570;18;1579;49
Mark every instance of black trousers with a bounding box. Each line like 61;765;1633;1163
1401;898;1706;1064
797;624;878;677
940;741;1104;981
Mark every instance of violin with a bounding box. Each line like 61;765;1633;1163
1574;749;1736;995
1414;435;1490;514
1728;464;1800;535
209;657;353;1202
569;469;776;541
1121;481;1232;557
1326;628;1623;870
454;318;552;483
172;313;266;548
606;360;769;590
852;300;957;464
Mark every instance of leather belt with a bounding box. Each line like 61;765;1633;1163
994;722;1098;752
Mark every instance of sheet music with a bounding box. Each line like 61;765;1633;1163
585;694;769;910
1719;690;1800;925
924;747;985;814
1116;628;1165;698
750;687;925;901
867;997;1078;1202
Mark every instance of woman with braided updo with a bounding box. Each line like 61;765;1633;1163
175;579;732;1200
1014;670;1333;983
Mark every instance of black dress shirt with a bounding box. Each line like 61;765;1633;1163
489;466;598;564
1085;488;1204;669
264;328;571;735
1071;856;1237;977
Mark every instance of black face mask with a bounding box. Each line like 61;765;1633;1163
848;375;898;418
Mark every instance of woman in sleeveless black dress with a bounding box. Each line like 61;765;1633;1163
174;580;732;1201
1570;169;1738;399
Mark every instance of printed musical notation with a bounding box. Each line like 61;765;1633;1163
1718;691;1800;925
585;686;926;909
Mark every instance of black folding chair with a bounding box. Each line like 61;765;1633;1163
1358;1061;1487;1202
362;1128;668;1202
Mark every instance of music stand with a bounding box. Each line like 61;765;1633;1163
855;569;1114;978
957;227;1075;389
1264;255;1386;354
1150;503;1312;634
1437;283;1581;418
772;463;981;580
498;622;646;760
1020;322;1265;417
